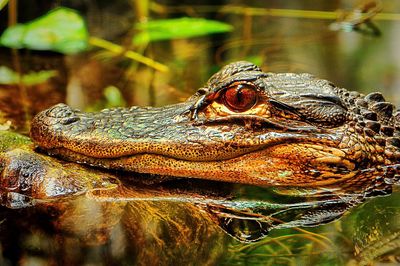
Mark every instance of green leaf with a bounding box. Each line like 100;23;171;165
0;0;9;11
133;17;233;45
244;56;263;68
0;24;25;49
103;86;126;108
0;7;88;54
22;70;57;85
0;66;18;84
0;66;57;85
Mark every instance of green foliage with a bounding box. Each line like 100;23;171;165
103;86;126;108
224;227;345;266
85;86;126;112
0;130;31;152
0;66;57;85
133;17;233;44
0;7;88;54
244;56;263;68
0;0;8;11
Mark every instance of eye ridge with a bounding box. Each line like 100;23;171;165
222;82;258;112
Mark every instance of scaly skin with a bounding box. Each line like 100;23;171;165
0;130;117;206
30;61;400;193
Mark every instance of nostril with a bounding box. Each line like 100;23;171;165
60;116;80;125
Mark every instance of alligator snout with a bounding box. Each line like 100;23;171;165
30;103;82;150
44;103;81;125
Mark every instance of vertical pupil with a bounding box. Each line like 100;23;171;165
224;84;257;111
236;87;243;103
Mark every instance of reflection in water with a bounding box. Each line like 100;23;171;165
0;131;398;264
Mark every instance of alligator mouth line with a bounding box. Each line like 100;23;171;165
194;115;324;133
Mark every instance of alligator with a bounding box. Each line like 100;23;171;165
30;61;400;195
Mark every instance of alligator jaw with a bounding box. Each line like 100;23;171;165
40;140;354;187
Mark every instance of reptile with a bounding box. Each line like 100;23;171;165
30;61;400;195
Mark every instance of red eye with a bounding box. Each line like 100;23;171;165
223;83;258;112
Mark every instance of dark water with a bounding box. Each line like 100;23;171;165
0;1;400;265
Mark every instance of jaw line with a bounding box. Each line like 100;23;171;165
193;115;327;133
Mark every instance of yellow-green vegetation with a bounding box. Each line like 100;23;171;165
0;130;31;152
0;8;88;54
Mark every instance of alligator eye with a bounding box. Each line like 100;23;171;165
223;83;258;112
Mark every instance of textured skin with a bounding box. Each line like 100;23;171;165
0;131;116;206
30;61;400;194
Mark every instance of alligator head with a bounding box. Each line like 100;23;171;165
30;61;400;194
